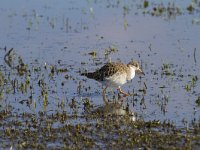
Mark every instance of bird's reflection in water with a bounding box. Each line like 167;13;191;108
85;92;136;122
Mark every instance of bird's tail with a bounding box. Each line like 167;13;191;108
81;72;94;79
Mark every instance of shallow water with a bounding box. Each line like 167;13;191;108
1;0;200;123
0;0;200;148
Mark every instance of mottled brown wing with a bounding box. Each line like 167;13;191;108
93;63;124;81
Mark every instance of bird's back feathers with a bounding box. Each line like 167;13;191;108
81;62;129;81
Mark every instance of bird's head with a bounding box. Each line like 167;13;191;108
127;60;145;75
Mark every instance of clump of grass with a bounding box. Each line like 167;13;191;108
185;75;198;92
142;2;182;19
161;63;175;76
88;50;97;59
144;0;149;8
196;96;200;106
0;69;5;86
104;46;118;58
187;5;194;12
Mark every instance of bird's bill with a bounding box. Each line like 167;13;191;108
137;68;145;75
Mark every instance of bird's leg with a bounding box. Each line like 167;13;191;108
117;87;129;97
102;86;108;104
102;86;107;95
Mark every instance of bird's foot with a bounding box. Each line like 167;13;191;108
122;92;129;97
117;88;130;97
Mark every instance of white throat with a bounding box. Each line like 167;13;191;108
128;66;136;80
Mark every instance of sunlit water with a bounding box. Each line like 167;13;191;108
0;0;200;127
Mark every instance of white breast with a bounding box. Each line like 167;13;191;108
105;72;127;87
